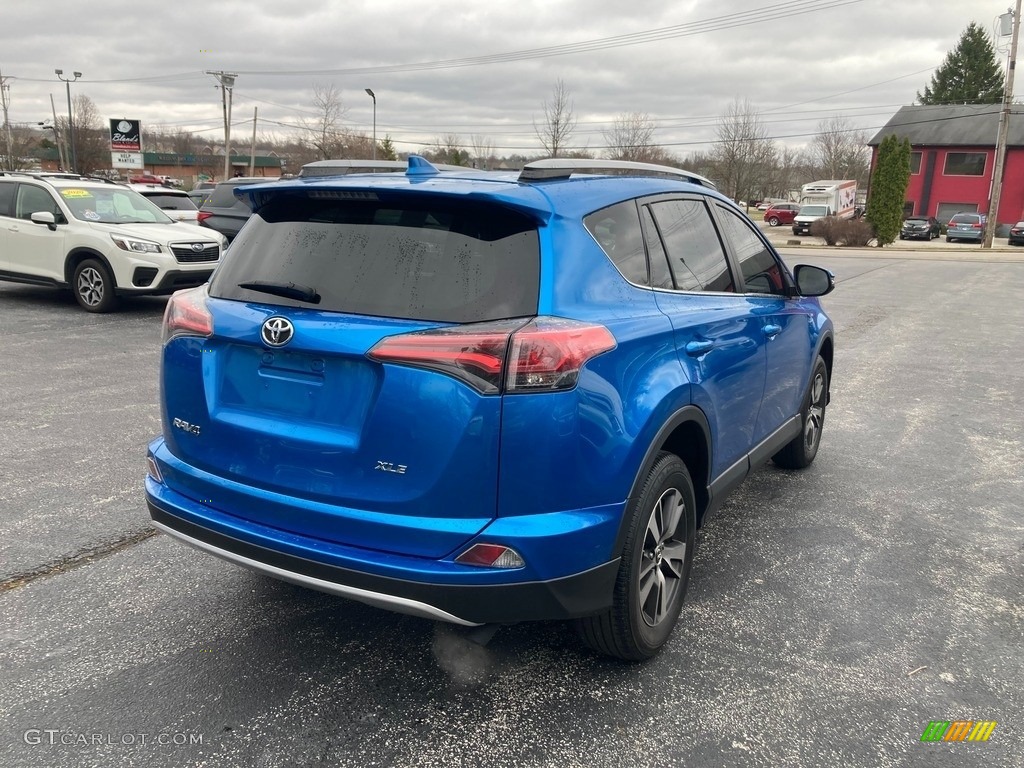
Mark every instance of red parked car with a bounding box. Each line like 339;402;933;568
762;202;800;227
128;173;168;186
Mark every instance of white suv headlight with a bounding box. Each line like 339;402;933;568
111;234;162;254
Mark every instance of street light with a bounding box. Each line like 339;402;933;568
365;88;376;160
55;69;81;173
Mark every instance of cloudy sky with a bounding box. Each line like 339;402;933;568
0;0;1009;159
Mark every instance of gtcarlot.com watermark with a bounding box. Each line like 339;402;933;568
24;729;203;747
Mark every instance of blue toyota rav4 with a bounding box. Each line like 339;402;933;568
146;157;835;661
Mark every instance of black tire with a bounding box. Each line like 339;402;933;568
73;258;119;313
773;356;828;469
576;452;696;661
945;236;953;243
767;216;780;227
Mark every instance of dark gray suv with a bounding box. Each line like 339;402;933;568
197;177;279;242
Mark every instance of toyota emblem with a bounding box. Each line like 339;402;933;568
261;317;294;347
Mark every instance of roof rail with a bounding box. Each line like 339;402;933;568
518;158;716;189
298;157;473;178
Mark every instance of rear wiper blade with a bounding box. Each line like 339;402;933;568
237;280;321;304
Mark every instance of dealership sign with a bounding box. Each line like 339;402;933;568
111;152;144;169
110;119;142;152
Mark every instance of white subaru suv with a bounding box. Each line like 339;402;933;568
0;174;225;312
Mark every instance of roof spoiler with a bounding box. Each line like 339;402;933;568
518;158;716;189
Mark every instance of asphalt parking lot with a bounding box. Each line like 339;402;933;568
1;249;1022;768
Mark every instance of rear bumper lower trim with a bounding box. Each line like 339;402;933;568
148;499;620;625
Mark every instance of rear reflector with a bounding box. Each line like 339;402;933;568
455;544;525;569
367;316;615;395
146;456;163;483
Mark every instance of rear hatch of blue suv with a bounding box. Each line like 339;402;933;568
146;167;624;632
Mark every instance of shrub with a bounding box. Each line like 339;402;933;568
810;217;875;247
810;217;840;245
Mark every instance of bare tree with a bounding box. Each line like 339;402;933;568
534;79;577;157
602;112;674;163
427;133;469;166
58;94;106;174
710;97;776;203
299;83;349;160
0;125;43;171
470;134;496;169
809;116;870;185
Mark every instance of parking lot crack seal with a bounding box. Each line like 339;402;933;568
0;527;159;592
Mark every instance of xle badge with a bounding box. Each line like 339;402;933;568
375;461;407;474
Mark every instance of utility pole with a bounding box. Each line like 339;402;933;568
49;94;67;171
984;0;1022;249
249;106;257;176
0;69;14;170
206;71;237;180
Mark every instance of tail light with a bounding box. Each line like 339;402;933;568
972;222;983;228
163;285;213;343
196;211;213;223
367;316;616;395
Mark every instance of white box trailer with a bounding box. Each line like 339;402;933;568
799;180;858;220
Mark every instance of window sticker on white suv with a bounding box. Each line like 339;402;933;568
60;189;93;199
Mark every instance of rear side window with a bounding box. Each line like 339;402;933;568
209;193;540;323
648;199;734;292
584;200;648;286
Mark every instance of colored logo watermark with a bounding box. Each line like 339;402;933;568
920;720;997;742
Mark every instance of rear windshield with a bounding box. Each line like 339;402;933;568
209;184;254;209
949;214;979;224
141;193;197;211
208;192;540;323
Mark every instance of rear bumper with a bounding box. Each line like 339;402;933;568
148;497;620;625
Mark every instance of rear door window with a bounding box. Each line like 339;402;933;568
648;198;734;292
209;193;540;323
0;183;14;217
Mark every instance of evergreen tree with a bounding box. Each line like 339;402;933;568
866;135;912;246
918;22;1004;104
378;135;398;161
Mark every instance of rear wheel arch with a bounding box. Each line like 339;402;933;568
613;407;712;556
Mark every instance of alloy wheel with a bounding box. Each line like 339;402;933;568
77;267;105;307
638;488;688;627
804;370;826;451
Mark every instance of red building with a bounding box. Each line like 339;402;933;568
868;104;1022;231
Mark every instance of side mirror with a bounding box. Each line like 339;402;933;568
794;264;835;297
30;211;58;231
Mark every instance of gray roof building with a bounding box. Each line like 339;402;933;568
868;104;1010;147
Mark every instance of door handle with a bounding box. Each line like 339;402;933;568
763;323;782;338
685;339;714;356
